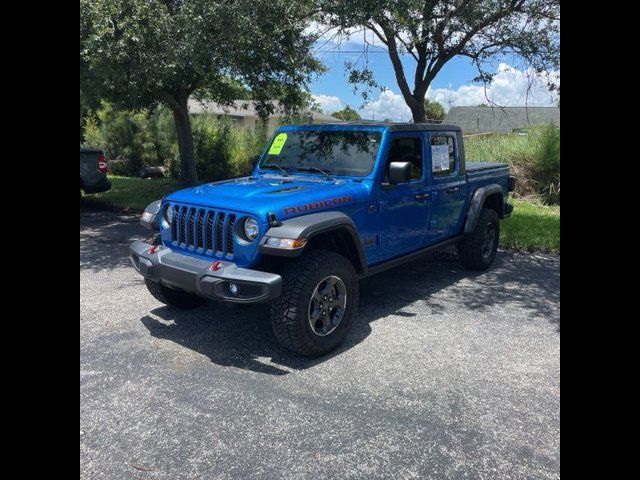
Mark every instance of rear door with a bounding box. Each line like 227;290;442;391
425;132;467;243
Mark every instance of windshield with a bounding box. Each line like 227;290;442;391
259;130;382;177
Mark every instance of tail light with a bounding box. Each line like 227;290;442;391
97;154;108;174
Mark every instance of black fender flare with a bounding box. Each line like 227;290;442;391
258;211;367;273
464;185;504;233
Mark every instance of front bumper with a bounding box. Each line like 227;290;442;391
129;241;282;304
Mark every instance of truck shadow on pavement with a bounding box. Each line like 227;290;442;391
139;250;559;376
82;210;559;375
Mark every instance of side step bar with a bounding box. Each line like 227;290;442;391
361;235;465;279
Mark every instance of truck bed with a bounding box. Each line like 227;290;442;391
465;161;510;202
466;161;508;172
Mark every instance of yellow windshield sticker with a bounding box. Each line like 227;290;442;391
268;133;288;155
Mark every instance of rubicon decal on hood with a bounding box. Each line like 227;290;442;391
284;196;352;215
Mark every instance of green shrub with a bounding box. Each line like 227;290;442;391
82;114;101;148
228;124;268;177
465;125;560;204
148;106;178;164
191;117;266;181
535;125;560;204
81;102;266;182
192;116;231;181
83;102;149;176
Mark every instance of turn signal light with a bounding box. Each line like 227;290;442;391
264;237;307;250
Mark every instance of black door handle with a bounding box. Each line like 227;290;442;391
415;193;430;200
447;187;460;194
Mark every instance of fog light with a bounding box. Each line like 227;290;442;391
229;283;239;295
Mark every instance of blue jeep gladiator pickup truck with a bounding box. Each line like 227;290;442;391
130;122;514;356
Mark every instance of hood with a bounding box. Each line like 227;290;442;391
164;174;371;222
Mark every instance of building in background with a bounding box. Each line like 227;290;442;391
444;106;560;133
188;99;342;134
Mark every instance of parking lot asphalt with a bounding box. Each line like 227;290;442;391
80;209;559;479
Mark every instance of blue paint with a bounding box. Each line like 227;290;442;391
159;124;510;268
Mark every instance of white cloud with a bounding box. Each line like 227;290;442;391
311;64;559;122
428;63;559;110
311;94;343;114
359;89;412;121
355;63;559;121
305;21;393;52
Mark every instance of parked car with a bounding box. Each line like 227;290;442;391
80;147;111;194
130;122;515;356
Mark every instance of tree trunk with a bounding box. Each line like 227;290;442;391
379;27;430;124
161;91;198;185
171;101;198;185
410;99;427;123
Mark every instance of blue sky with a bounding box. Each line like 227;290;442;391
310;51;476;107
306;37;559;121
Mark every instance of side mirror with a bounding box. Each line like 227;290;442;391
251;154;260;169
388;161;412;184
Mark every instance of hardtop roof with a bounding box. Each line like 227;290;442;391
280;122;462;132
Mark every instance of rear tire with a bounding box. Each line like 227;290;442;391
270;250;359;357
458;208;499;270
144;279;206;309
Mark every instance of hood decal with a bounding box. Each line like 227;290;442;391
283;195;352;216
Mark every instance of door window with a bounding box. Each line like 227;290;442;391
383;137;423;182
430;135;456;176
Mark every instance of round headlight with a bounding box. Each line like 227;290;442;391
162;205;174;228
243;217;259;241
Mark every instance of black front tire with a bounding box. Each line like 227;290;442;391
144;279;207;309
270;250;359;357
458;208;500;270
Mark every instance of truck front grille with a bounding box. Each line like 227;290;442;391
168;204;238;258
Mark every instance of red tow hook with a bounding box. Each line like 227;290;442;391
149;245;158;254
209;261;222;271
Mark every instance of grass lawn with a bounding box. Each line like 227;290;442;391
81;175;181;212
501;198;560;252
82;176;559;253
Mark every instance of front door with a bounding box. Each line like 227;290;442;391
377;132;431;260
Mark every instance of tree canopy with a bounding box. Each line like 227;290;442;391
81;0;323;184
424;98;445;122
332;105;362;121
319;0;559;122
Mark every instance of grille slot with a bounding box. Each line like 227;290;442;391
170;205;179;242
187;208;196;247
226;214;236;255
178;206;187;244
196;209;205;249
168;203;237;258
215;212;226;253
205;211;214;251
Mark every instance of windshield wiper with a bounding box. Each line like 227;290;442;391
296;166;333;180
261;163;291;177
